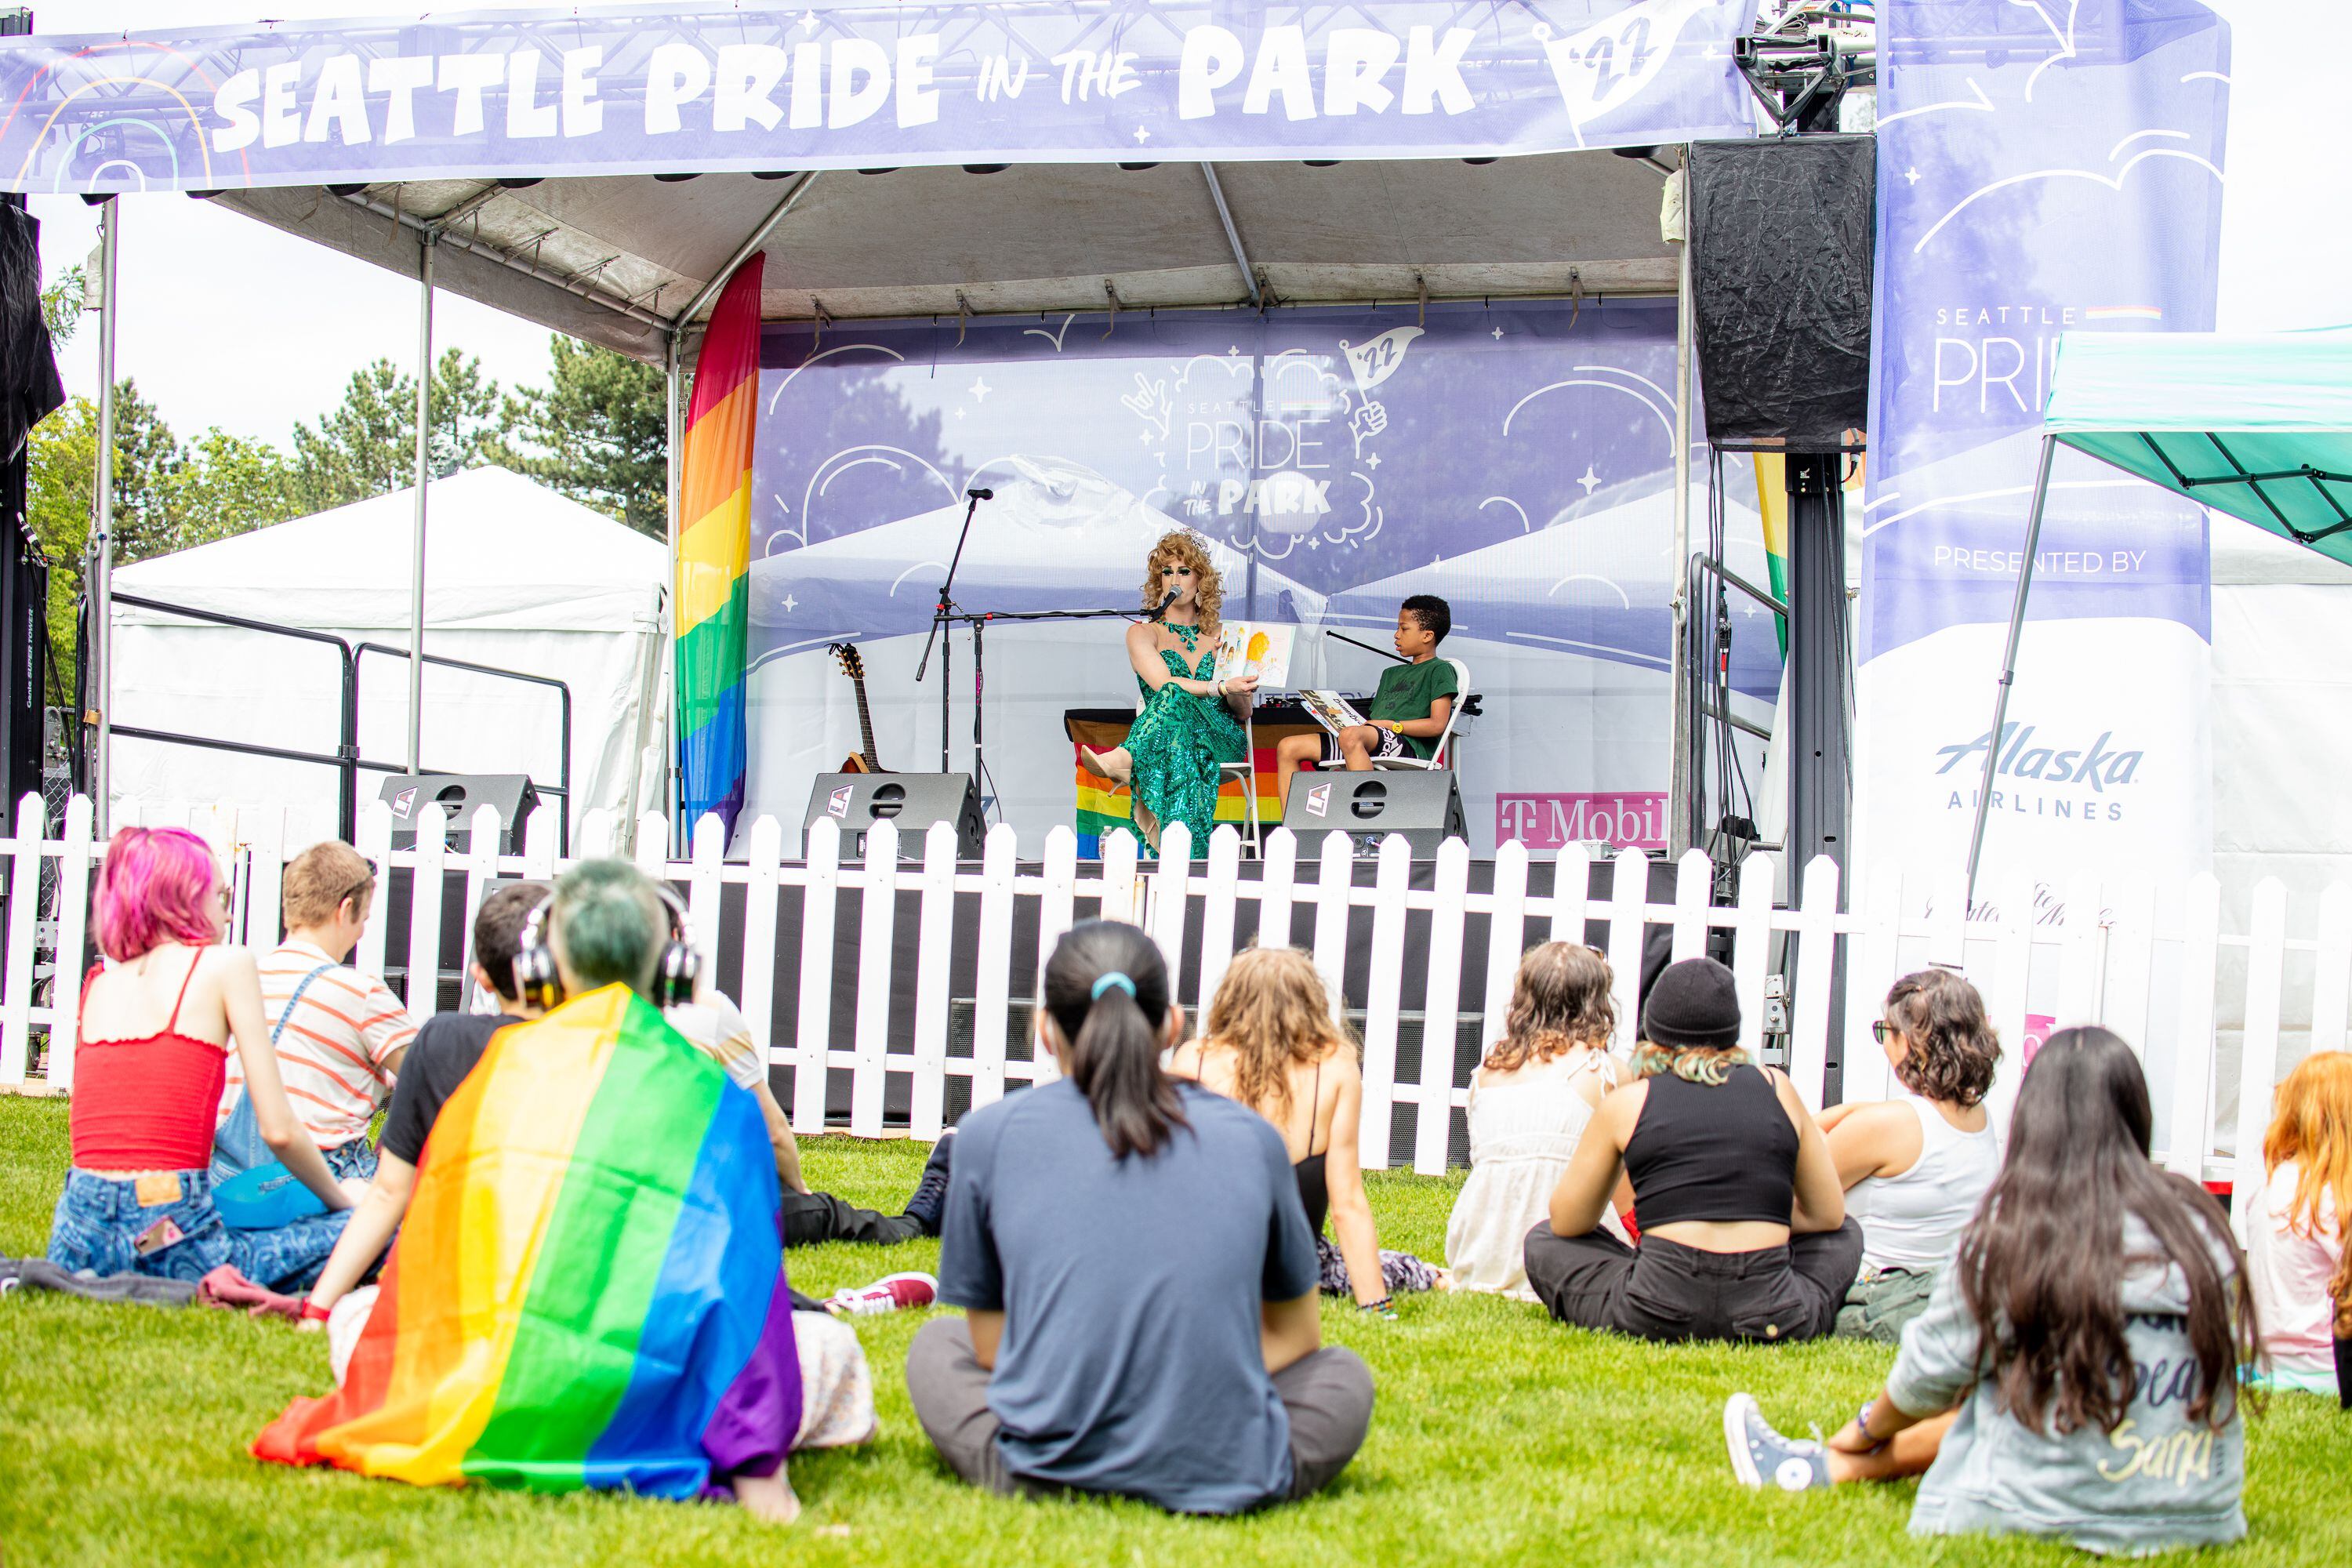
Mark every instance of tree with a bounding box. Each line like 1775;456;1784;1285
291;349;503;512
496;337;669;538
106;380;186;563
25;397;96;702
39;263;83;348
162;428;297;550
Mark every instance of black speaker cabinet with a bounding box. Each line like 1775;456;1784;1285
1280;770;1467;857
380;773;538;853
803;772;985;860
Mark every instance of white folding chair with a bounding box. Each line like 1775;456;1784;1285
1370;656;1471;773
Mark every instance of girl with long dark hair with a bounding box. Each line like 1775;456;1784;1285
906;920;1374;1513
1726;1026;2259;1555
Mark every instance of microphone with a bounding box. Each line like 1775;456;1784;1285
1154;589;1178;613
966;486;994;500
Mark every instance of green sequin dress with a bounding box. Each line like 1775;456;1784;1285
1125;626;1246;858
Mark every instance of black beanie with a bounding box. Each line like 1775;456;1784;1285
1641;957;1740;1050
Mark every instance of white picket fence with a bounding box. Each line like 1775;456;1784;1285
2;793;2340;1215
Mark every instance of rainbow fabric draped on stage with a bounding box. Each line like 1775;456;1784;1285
253;985;801;1497
674;257;765;838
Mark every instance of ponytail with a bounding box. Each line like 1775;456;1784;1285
1042;920;1189;1159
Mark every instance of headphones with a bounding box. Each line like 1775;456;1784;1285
514;882;702;1013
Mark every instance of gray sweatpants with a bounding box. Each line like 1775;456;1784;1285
904;1316;1373;1508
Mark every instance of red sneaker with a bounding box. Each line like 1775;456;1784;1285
828;1271;938;1316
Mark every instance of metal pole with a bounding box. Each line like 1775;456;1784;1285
90;197;120;831
1964;434;2059;910
1666;148;1696;855
407;234;434;773
664;330;684;844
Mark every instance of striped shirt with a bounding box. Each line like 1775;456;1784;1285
217;940;418;1149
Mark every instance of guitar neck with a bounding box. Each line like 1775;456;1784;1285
852;674;881;770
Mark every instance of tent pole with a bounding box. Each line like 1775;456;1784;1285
407;233;434;775
664;330;684;848
1963;434;2058;911
1666;147;1695;855
90;196;120;833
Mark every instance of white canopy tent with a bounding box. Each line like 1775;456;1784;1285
110;466;666;851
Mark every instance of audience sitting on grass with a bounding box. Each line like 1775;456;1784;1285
1173;945;1443;1310
907;920;1374;1513
1820;968;2003;1342
49;828;361;1289
1445;942;1628;1300
1525;956;1862;1342
1726;1025;2259;1555
298;880;952;1328
2246;1049;2352;1396
212;841;415;1189
257;858;877;1524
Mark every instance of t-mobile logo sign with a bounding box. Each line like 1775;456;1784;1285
1495;792;1667;851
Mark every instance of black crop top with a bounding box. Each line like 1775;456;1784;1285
1622;1064;1799;1229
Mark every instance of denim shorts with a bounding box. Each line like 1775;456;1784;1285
49;1167;351;1292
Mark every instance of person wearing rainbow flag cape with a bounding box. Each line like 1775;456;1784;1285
255;861;870;1523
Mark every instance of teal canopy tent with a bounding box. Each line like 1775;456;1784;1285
1965;328;2352;901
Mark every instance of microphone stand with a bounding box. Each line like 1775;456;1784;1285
916;489;989;773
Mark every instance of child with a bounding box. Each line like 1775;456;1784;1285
1276;593;1458;811
1444;942;1626;1300
49;829;358;1289
1726;1026;2258;1555
216;841;416;1184
2245;1050;2352;1396
1173;946;1443;1310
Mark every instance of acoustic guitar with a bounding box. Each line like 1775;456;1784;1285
827;641;886;775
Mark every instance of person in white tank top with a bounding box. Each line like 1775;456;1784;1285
1818;969;2002;1341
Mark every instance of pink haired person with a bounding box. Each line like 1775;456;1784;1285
48;829;360;1287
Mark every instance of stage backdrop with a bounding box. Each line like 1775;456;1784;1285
742;297;1778;856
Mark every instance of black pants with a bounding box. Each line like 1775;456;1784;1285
904;1317;1374;1508
782;1187;921;1250
1522;1216;1864;1344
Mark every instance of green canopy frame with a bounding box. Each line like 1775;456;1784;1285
1965;330;2352;906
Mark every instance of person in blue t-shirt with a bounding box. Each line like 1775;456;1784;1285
906;920;1375;1515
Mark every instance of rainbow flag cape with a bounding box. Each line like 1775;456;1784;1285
254;985;800;1498
675;255;765;837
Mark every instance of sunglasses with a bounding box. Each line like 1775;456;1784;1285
1871;1019;1898;1044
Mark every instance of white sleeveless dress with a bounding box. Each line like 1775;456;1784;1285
1445;1052;1625;1301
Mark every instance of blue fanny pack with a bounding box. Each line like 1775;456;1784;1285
210;963;336;1230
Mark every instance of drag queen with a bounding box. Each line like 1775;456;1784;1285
1078;531;1254;856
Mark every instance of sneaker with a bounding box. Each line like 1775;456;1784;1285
829;1271;938;1316
1724;1392;1831;1492
901;1128;957;1236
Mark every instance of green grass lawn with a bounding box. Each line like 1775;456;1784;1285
2;1094;2347;1567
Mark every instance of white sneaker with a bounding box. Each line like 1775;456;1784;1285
1724;1392;1831;1492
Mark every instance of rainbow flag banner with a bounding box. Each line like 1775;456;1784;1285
255;985;800;1497
674;256;765;838
1073;742;1281;859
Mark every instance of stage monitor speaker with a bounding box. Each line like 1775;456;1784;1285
804;772;985;860
381;773;539;853
1281;770;1466;857
1686;134;1875;453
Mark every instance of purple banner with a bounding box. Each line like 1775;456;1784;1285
0;2;1759;194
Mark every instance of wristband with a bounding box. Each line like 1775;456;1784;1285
1357;1295;1396;1316
301;1298;333;1323
1851;1399;1890;1452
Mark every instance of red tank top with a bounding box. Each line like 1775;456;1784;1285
68;952;229;1171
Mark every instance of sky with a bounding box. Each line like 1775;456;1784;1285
19;0;2352;452
25;1;569;449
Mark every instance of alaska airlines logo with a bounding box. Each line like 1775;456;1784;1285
1933;724;2143;793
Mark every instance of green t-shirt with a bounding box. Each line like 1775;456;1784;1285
1366;658;1459;758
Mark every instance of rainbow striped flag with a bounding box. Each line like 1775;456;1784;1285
674;256;765;837
1073;744;1279;859
254;985;800;1497
1753;452;1791;659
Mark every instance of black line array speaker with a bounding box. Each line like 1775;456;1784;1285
803;771;985;860
1686;134;1876;453
1280;770;1467;857
381;773;539;853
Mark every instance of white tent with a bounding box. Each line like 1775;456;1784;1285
110;466;666;851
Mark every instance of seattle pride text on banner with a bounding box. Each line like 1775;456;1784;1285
1853;0;2228;909
0;2;1759;194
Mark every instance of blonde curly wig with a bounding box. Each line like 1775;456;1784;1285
1141;528;1225;644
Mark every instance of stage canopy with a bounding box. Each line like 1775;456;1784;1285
2042;329;2352;567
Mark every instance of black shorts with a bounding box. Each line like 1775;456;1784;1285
1323;726;1409;764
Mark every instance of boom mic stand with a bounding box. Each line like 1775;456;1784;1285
915;487;990;774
